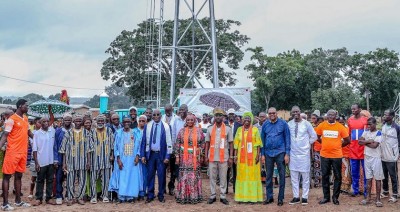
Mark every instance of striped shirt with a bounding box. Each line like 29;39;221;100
59;128;94;171
91;127;114;170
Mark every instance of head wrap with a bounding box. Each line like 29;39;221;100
213;107;226;115
63;113;72;119
73;114;83;121
242;111;254;123
129;106;137;112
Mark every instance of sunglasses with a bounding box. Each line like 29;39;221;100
215;113;223;117
153;114;161;117
139;120;146;122
123;121;131;124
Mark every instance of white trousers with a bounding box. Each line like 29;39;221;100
290;170;310;199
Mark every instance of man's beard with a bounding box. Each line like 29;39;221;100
97;124;104;129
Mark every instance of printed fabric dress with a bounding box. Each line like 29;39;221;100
234;126;263;202
174;127;205;204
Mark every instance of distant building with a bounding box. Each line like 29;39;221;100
70;104;91;116
0;104;16;114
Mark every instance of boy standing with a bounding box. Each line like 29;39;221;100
358;117;384;207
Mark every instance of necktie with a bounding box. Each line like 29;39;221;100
153;123;158;144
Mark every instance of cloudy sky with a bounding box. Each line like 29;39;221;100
0;0;399;98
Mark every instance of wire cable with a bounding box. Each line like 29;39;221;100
0;73;104;91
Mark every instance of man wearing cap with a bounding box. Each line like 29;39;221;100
140;109;173;203
90;115;114;204
170;104;188;195
54;113;73;205
205;107;234;205
59;114;94;206
261;107;290;206
129;107;138;129
107;114;122;134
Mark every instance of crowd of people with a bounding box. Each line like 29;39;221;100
0;99;399;211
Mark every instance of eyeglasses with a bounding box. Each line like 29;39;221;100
215;113;223;117
139;120;146;122
153;114;161;117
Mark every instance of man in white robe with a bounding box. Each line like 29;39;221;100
288;106;317;205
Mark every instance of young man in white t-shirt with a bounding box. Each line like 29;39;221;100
358;117;384;207
32;117;57;206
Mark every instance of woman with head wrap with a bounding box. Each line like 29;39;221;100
174;114;205;204
233;111;263;203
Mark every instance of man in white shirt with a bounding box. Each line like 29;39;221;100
161;104;176;126
288;106;317;205
32;117;57;206
169;104;188;195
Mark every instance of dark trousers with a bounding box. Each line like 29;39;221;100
265;152;286;201
167;155;178;191
382;161;398;196
321;157;342;200
147;151;166;200
35;164;55;201
226;164;237;193
55;165;65;199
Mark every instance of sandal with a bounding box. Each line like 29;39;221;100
360;199;371;205
375;201;383;207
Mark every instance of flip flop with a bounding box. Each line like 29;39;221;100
360;199;371;205
375;201;383;207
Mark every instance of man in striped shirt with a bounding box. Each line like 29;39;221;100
59;115;94;206
90;115;114;204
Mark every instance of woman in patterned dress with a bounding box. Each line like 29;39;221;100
174;114;205;204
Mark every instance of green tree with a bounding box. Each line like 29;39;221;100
306;48;351;89
84;95;100;108
48;93;61;100
245;47;314;110
101;18;250;106
22;93;45;104
311;84;360;115
348;48;400;113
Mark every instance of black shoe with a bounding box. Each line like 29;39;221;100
263;199;274;205
169;190;175;196
158;198;165;203
319;198;330;204
207;198;216;204
145;198;153;204
289;198;300;205
138;197;144;201
350;193;359;197
301;198;308;205
277;200;283;206
220;198;229;205
333;198;339;205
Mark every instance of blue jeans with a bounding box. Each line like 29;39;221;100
265;152;286;201
350;159;366;196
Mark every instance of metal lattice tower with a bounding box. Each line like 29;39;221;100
144;0;164;108
169;0;219;105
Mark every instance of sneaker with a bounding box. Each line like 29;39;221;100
301;198;308;205
56;198;63;205
13;202;30;208
90;198;97;204
1;204;14;211
102;197;109;203
289;198;301;205
388;197;397;203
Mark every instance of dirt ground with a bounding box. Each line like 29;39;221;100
5;167;400;212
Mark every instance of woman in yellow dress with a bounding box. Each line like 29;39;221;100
233;111;263;203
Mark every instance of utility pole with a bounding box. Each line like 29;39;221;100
365;89;371;111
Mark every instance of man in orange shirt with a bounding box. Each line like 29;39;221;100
0;99;34;211
315;110;350;206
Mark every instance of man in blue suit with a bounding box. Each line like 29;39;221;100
140;109;173;203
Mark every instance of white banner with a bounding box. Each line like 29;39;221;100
179;88;251;115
